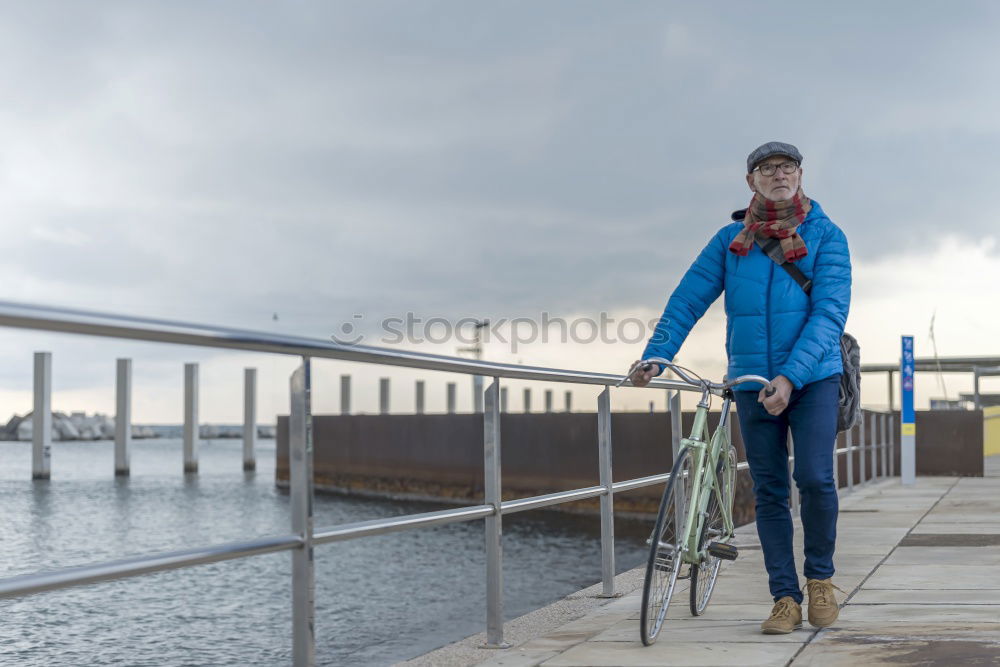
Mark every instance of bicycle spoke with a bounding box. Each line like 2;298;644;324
690;445;736;616
640;447;694;645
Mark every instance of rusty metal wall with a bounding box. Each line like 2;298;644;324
277;409;984;520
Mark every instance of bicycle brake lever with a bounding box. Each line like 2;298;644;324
616;362;654;387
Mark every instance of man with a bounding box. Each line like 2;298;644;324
630;141;851;634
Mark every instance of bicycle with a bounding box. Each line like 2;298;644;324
618;358;773;646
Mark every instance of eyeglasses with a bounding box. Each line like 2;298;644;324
753;161;799;176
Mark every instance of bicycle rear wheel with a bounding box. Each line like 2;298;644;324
640;446;694;646
689;444;736;616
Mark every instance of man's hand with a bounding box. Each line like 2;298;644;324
629;359;658;388
758;375;793;416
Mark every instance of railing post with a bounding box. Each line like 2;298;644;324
597;387;616;597
115;358;132;477
788;428;799;514
500;387;508;413
482;378;509;648
880;413;888;480
290;359;316;666
243;368;257;472
846;424;854;491
669;390;683;542
415;380;425;414
32;352;52;480
889;412;896;478
565;390;572;412
669;391;681;463
974;368;982;410
523;388;531;413
859;411;867;484
832;431;840;490
870;411;878;481
447;382;457;414
183;363;199;474
545;389;553;413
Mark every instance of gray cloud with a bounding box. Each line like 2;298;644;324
0;0;997;366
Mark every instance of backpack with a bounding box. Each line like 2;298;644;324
756;236;861;432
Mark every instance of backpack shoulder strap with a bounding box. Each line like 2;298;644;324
755;237;812;295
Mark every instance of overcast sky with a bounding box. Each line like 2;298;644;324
1;1;998;422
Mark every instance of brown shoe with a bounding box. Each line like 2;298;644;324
805;578;845;628
760;596;802;634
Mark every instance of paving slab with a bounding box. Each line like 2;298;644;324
850;588;1000;605
592;617;805;643
793;626;1000;666
911;521;1000;534
837;603;1000;623
863;564;1000;590
539;641;804;666
884;545;1000;565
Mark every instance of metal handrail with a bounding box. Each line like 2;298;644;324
0;534;302;599
0;300;898;666
0;300;693;389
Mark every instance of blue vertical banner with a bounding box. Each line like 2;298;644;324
900;335;916;484
901;335;915;434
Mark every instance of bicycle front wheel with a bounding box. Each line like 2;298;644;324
690;444;736;616
640;446;694;646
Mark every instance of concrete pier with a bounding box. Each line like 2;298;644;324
32;352;52;480
115;358;131;476
403;476;1000;666
183;363;198;474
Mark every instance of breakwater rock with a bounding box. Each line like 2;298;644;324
2;413;277;441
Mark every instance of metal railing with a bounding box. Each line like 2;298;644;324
0;300;897;665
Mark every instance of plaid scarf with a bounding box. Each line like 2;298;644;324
729;189;811;262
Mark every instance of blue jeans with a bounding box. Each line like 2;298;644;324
733;374;840;604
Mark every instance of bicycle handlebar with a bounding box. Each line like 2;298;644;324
617;357;775;396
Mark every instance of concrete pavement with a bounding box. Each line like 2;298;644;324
466;476;1000;666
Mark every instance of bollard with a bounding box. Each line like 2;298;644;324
379;378;390;415
564;390;572;412
243;368;257;472
473;376;484;414
415;380;425;415
340;374;351;415
32;352;52;480
446;382;456;414
183;363;199;474
544;389;553;413
500;387;508;413
115;358;132;477
523;388;531;413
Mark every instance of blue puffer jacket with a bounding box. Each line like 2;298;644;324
642;199;851;391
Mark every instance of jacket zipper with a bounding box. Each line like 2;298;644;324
766;259;774;380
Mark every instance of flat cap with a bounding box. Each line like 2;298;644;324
747;141;803;173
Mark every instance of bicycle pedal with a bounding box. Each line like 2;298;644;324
707;542;739;561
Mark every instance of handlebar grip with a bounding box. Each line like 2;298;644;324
764;387;776;397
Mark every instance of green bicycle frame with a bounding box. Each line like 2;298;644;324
676;394;736;565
